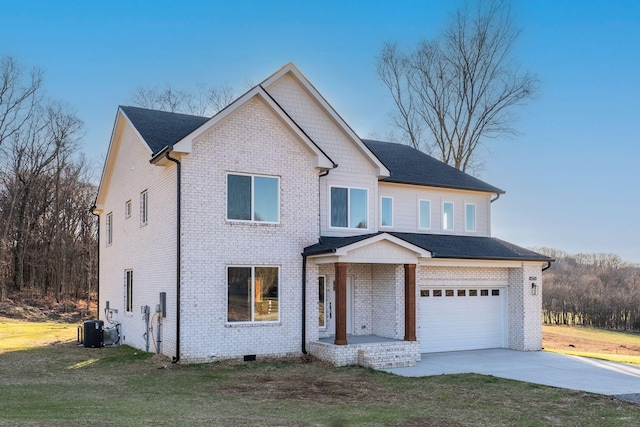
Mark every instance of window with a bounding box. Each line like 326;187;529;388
125;270;133;312
469;289;478;296
465;204;476;232
381;197;393;227
330;186;368;229
443;202;454;231
420;290;430;297
140;190;148;225
458;289;466;297
419;200;431;229
106;212;113;245
318;276;326;328
125;200;132;218
227;266;279;322
481;289;489;296
227;174;279;223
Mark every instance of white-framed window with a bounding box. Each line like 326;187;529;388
330;186;368;229
465;203;476;232
125;200;132;218
227;266;279;323
419;200;431;230
318;275;326;328
140;190;148;226
227;173;280;223
106;212;113;245
381;197;393;227
125;269;133;313
443;202;454;231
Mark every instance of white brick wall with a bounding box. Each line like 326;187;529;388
178;97;320;362
99;122;178;357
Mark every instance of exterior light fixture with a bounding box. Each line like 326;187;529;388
531;282;538;296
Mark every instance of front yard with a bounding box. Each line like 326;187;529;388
1;320;639;426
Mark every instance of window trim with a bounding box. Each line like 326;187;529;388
380;196;393;228
465;203;476;232
226;265;280;324
226;173;280;224
329;185;369;230
106;212;113;246
125;200;132;219
140;190;148;226
418;199;431;230
442;201;454;231
125;269;133;313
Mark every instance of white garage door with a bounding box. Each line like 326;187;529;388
419;287;507;353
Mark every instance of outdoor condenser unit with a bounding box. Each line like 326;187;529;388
83;320;104;348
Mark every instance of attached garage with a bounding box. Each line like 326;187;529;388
419;286;508;353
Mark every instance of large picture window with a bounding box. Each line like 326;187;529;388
228;266;279;322
331;186;368;229
227;174;279;223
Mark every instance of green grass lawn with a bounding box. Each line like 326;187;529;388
1;320;640;426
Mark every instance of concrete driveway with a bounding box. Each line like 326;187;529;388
385;349;640;397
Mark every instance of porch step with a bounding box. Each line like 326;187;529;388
358;345;419;369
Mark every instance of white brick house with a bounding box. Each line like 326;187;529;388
93;63;552;367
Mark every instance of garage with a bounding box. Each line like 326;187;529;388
419;287;507;353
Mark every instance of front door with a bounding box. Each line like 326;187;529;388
325;276;354;336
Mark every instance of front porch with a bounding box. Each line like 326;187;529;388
309;335;421;368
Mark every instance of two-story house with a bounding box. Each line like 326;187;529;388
93;63;552;368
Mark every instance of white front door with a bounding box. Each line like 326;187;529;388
326;276;354;336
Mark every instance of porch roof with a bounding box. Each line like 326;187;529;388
303;232;553;262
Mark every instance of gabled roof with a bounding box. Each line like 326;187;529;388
363;139;505;194
120;106;210;156
304;232;552;262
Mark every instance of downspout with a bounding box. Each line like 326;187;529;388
302;165;338;354
90;206;100;319
542;261;552;271
490;193;501;203
164;151;182;364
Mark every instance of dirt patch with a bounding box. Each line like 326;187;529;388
0;294;96;323
543;327;640;356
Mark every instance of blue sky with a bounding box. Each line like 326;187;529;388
1;0;638;263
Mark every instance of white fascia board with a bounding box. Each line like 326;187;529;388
334;233;431;258
420;259;546;268
173;86;333;170
261;63;390;178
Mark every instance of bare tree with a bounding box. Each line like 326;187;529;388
0;56;43;148
131;83;234;116
377;0;538;173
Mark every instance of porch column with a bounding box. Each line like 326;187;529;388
404;264;417;341
334;262;348;345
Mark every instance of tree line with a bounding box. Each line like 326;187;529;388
539;248;640;331
0;56;97;303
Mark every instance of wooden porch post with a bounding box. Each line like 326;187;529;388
334;262;348;345
404;264;417;341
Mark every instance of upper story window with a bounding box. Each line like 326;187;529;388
227;173;279;223
140;190;148;226
381;197;393;227
419;200;431;230
443;202;454;231
106;212;113;245
465;203;476;232
125;200;132;218
331;186;368;229
227;266;279;323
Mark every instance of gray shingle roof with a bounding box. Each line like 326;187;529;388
363;139;504;194
120;106;209;156
304;232;552;262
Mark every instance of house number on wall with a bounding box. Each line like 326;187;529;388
529;276;538;281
